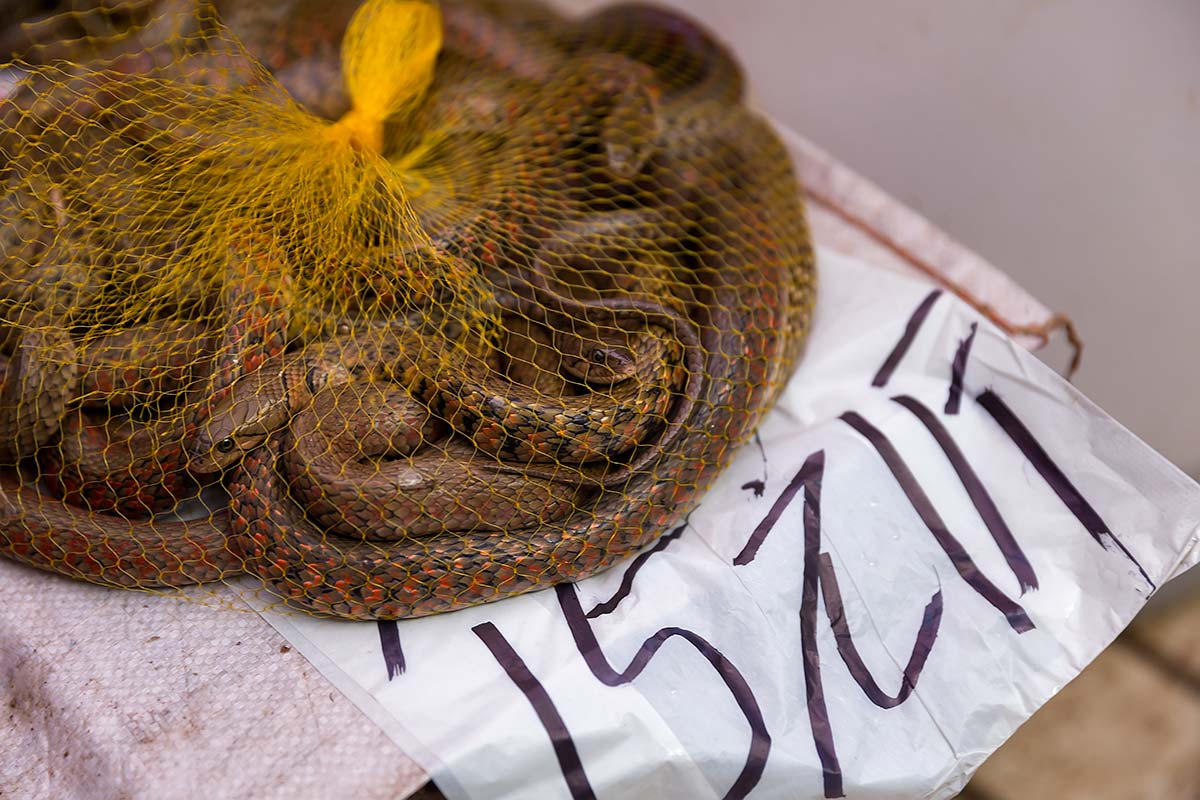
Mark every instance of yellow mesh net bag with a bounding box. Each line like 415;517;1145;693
0;0;814;619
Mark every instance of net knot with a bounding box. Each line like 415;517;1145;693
328;0;443;155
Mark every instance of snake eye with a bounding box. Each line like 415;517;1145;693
216;437;236;454
590;348;607;363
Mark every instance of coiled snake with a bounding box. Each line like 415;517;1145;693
0;0;815;619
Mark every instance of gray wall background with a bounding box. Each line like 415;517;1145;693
566;0;1200;476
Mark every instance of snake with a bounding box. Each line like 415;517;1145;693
266;381;589;542
220;107;811;619
279;308;668;542
0;1;815;618
196;0;666;288
203;5;813;619
191;243;702;543
37;232;293;518
0;227;297;585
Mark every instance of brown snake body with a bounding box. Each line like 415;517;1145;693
224;106;811;618
37;239;291;517
216;5;813;616
0;232;290;577
0;0;815;620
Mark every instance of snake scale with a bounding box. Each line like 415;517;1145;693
0;0;815;619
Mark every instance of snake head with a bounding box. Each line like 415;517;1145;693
189;371;291;475
561;344;637;386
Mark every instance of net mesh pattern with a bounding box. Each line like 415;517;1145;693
0;0;814;619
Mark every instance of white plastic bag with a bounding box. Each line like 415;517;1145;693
261;246;1199;800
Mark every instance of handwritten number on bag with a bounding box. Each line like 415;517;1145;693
891;394;1038;593
378;620;406;680
473;622;599;800
736;449;946;799
558;585;771;800
871;289;942;388
818;552;943;709
451;301;1152;800
726;300;1150;798
740;431;770;497
976;389;1153;588
945;322;978;414
791;451;845;798
472;587;771;800
585;523;687;619
839;411;1036;632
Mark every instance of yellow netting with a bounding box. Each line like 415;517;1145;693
0;0;814;619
